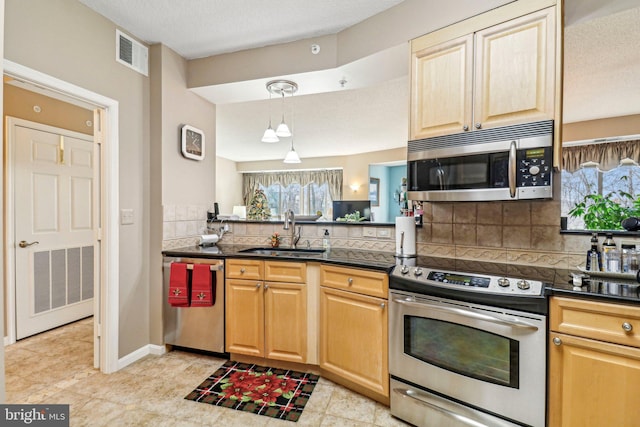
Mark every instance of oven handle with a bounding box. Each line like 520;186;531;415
393;387;488;427
392;297;539;330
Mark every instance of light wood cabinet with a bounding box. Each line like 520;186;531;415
319;265;389;402
225;259;307;363
549;296;640;427
410;6;556;140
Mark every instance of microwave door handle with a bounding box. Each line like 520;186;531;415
392;297;539;330
509;140;517;198
437;167;445;190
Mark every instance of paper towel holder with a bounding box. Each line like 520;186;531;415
395;230;417;259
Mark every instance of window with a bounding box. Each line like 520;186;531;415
260;182;332;218
562;140;640;230
243;169;343;220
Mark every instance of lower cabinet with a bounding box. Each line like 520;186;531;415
319;264;389;402
549;296;640;426
225;259;307;363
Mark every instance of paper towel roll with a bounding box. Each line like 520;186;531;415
199;234;219;246
395;216;416;257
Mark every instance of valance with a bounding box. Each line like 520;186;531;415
562;140;640;172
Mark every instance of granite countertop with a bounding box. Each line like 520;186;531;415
162;244;640;304
162;244;398;272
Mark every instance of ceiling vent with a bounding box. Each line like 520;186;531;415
116;29;148;76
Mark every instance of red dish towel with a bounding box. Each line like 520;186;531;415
190;264;214;307
168;263;190;307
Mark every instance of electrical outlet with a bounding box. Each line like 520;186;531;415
120;209;134;225
620;240;638;249
377;228;391;238
363;228;376;237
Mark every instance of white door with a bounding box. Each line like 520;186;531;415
14;124;95;339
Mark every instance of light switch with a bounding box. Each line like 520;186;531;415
120;209;134;225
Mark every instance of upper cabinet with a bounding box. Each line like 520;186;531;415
410;2;561;142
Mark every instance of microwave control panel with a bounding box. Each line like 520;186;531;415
517;147;552;187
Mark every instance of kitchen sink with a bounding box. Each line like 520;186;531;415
238;247;326;257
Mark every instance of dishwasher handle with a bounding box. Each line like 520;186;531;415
163;261;223;271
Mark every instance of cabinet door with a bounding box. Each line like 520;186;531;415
225;279;264;356
264;282;307;363
320;287;388;397
474;7;555;130
548;333;640;427
410;34;473;140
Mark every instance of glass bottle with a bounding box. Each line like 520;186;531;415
586;233;602;271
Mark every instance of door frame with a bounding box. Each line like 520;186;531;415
3;59;119;374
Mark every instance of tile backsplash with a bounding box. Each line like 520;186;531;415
162;201;640;270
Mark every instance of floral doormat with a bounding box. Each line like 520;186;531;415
185;360;320;422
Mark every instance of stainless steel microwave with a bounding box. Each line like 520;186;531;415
407;120;553;202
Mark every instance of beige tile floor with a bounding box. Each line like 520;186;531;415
5;318;410;426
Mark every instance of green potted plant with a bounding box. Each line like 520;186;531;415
568;188;640;230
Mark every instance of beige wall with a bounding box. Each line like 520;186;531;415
563;114;640;142
215;156;243;214
188;0;512;88
4;0;151;358
149;44;217;343
4;83;94;135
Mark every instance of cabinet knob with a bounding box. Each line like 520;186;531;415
475;123;482;129
380;302;386;309
463;125;469;131
264;284;269;290
255;283;261;289
622;322;633;332
347;277;353;285
553;337;562;346
240;267;246;274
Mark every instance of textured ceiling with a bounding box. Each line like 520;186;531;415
77;0;405;59
563;5;640;123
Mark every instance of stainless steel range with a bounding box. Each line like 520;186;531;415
389;263;548;427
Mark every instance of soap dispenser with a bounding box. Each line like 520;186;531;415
323;229;331;250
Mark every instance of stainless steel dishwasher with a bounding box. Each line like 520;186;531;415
163;256;225;353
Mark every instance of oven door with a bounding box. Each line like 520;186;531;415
389;290;546;427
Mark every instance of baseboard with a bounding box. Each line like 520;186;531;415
117;343;167;370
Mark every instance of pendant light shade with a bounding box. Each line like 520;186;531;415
261;125;279;143
261;90;279;143
275;120;291;137
283;142;301;164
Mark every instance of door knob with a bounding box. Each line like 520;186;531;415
19;240;39;248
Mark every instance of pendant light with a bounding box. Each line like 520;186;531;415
263;80;297;142
283;139;301;163
261;91;279;143
275;91;292;137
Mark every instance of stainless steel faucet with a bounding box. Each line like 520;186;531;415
283;210;301;249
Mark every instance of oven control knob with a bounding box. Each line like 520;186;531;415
400;265;409;275
529;165;540;175
497;278;510;287
413;268;423;277
517;280;530;290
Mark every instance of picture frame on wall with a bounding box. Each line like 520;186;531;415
181;125;205;160
369;177;380;206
